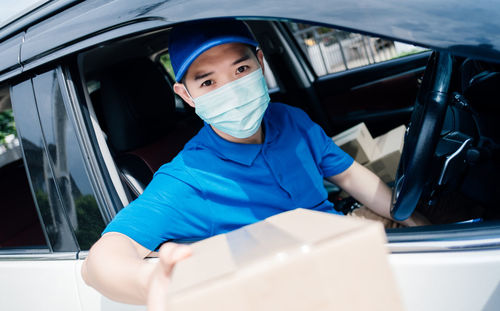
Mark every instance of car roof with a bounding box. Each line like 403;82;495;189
0;0;51;31
1;0;499;82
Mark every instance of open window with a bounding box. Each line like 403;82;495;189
77;22;280;208
74;18;500;242
75;19;427;220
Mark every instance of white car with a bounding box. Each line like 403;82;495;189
1;0;499;310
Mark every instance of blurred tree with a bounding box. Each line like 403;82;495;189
0;109;16;145
75;194;104;250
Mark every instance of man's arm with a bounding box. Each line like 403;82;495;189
327;161;428;226
81;232;191;306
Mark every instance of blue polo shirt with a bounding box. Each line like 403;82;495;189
103;103;353;250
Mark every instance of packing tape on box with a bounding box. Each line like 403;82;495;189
168;209;376;296
226;220;299;266
169;220;306;295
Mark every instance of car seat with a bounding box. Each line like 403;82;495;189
95;58;203;199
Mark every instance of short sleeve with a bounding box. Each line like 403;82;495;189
102;170;212;251
286;104;354;178
319;135;354;177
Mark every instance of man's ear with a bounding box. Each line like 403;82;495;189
256;49;265;74
173;82;195;108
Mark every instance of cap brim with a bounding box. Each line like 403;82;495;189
175;36;258;81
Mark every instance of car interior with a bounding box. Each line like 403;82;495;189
75;18;500;230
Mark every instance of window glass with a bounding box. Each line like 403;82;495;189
288;23;427;76
32;71;105;250
11;79;78;252
0;85;47;250
159;53;176;81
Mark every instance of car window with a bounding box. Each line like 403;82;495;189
0;85;48;251
158;52;176;81
31;70;106;250
288;22;427;76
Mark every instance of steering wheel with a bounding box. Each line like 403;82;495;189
391;52;454;221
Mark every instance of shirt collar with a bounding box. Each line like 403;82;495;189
200;106;280;166
263;106;280;144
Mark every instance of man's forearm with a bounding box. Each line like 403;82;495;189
82;233;154;305
329;162;392;219
328;161;429;226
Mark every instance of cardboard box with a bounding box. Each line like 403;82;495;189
167;208;403;311
332;123;376;164
365;125;406;183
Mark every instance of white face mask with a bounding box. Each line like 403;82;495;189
190;68;270;139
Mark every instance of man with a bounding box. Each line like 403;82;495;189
82;19;424;308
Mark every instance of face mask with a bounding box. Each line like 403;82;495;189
190;68;270;139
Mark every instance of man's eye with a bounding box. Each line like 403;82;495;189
201;80;213;87
236;66;249;74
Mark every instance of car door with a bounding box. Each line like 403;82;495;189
0;67;111;310
0;78;82;311
69;16;500;311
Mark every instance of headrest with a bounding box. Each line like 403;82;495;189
99;58;176;152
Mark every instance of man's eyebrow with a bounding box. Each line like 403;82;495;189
193;54;250;80
232;54;250;65
194;71;214;81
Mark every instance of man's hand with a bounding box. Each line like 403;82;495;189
349;206;430;228
349;206;403;229
147;243;192;311
400;211;431;227
327;161;430;227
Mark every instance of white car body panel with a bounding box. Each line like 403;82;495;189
390;249;500;311
0;259;81;310
389;249;500;311
2;247;500;310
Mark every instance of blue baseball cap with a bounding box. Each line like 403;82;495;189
169;19;259;82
